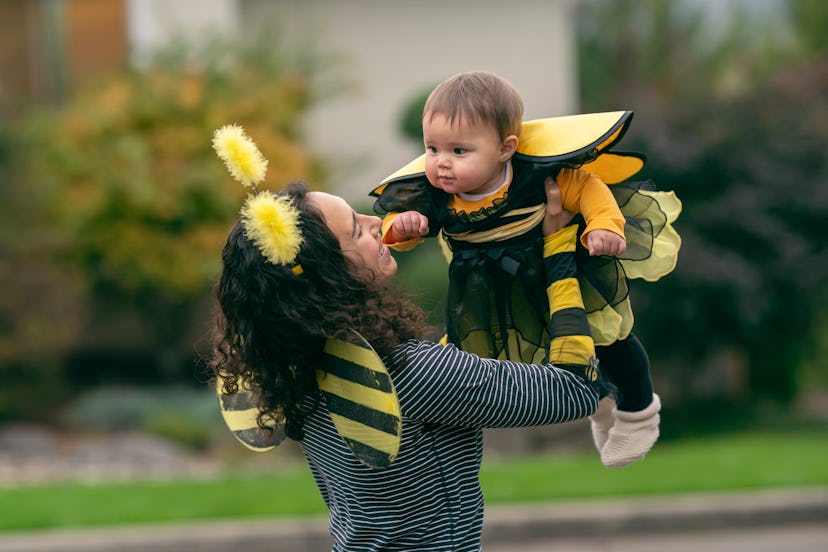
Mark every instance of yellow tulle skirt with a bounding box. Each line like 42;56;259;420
446;180;681;363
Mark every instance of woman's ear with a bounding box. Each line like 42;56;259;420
499;135;518;161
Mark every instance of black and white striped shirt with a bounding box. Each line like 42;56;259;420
299;339;599;551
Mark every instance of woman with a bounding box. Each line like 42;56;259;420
210;178;602;551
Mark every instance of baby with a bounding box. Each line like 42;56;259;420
371;71;681;467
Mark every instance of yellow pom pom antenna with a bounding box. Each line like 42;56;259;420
241;193;304;266
213;124;304;268
213;124;268;188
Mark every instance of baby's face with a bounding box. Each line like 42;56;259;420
422;114;512;196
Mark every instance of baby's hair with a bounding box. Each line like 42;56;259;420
423;71;524;140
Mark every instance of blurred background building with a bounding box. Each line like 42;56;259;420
1;0;579;203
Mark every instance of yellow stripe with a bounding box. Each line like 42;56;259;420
221;407;261;431
448;206;545;243
547;277;585;312
499;205;544;217
329;413;400;456
595;124;625;151
549;335;595;365
543;224;578;256
323;340;388;376
318;373;399;416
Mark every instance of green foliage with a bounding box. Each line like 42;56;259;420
21;38;323;302
0;471;326;531
0;360;68;422
144;412;214;452
0;31;339;414
481;430;828;502
789;0;828;56
1;429;825;531
392;238;450;327
576;0;828;403
397;85;434;147
59;384;219;451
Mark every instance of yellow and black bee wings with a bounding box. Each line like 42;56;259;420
370;110;646;200
216;332;402;469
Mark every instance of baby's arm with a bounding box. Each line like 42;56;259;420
390;210;429;241
557;168;627;256
381;211;430;251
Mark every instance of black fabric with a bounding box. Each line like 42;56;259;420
445;235;549;363
549;307;593;339
372;158;666;374
596;333;654;412
322;392;401;435
322;355;395;392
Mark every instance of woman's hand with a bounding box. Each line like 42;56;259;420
543;176;575;236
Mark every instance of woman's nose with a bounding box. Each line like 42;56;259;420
368;215;382;234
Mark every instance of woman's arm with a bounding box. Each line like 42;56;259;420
391;340;599;428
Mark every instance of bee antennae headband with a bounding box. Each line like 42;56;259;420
213;125;303;273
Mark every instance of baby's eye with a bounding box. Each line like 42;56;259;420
427;146;438;153
453;147;466;155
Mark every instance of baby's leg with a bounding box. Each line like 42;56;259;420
597;333;653;412
595;333;660;467
543;224;597;373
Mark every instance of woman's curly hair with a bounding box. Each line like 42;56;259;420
210;181;432;440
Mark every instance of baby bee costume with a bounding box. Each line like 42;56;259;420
372;112;681;466
372;111;680;365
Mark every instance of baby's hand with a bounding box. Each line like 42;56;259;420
586;229;627;256
390;211;429;242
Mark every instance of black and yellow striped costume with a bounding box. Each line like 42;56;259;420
301;339;601;550
217;332;402;469
371;112;681;385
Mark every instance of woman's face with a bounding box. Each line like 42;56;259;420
310;192;397;283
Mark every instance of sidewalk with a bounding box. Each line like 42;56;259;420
1;487;826;552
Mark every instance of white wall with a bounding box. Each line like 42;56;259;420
126;0;240;64
242;0;578;204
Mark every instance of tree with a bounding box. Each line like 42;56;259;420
0;34;337;418
576;0;828;403
790;0;828;57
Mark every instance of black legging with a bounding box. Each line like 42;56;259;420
596;332;654;412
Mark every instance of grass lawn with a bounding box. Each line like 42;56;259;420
1;429;826;532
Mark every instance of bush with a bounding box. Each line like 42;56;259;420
1;32;339;416
577;0;828;404
61;385;221;451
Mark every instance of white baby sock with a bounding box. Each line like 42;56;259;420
588;396;616;452
601;394;661;468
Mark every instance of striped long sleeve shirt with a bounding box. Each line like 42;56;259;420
299;339;600;551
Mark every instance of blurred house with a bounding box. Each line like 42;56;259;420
0;0;577;202
0;0;128;106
